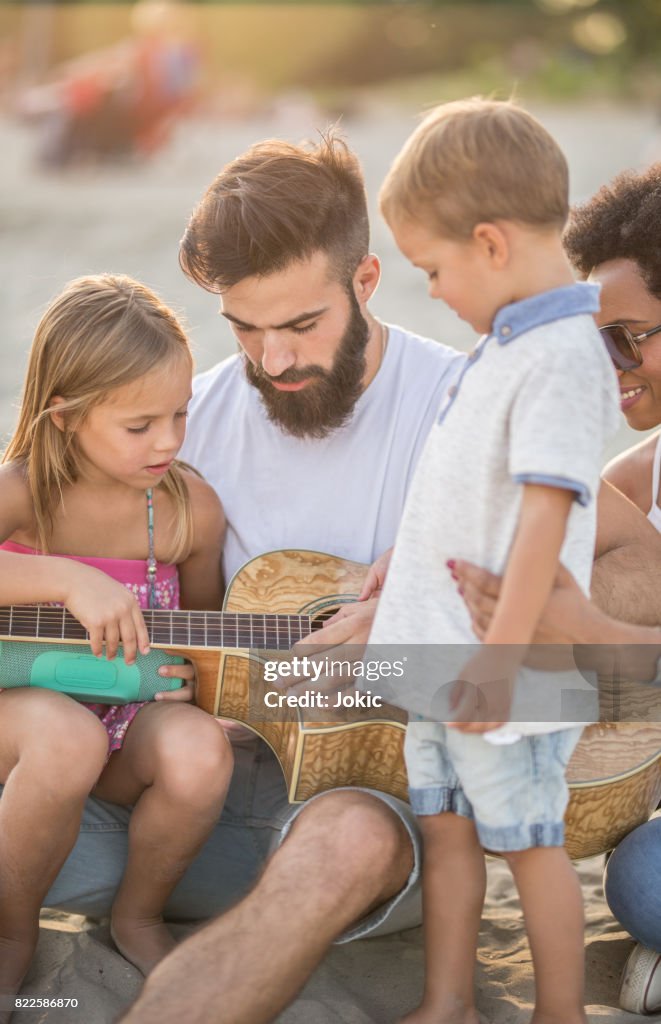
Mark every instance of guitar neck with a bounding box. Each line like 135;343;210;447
0;606;316;651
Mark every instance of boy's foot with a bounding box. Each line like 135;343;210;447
620;942;661;1014
110;916;176;976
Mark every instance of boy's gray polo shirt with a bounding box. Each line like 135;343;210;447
369;282;621;737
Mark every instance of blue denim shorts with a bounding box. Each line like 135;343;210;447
11;735;421;943
405;723;583;851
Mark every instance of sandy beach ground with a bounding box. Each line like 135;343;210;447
23;852;658;1024
2;99;661;1022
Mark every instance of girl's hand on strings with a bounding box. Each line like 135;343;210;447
61;562;150;664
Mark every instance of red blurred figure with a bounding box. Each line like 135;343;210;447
20;1;201;167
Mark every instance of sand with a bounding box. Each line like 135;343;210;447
20;857;659;1023
3;97;661;1022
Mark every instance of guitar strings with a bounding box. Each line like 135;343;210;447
0;606;320;648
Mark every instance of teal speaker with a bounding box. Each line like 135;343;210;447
0;641;185;703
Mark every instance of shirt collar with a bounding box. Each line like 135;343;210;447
491;282;601;345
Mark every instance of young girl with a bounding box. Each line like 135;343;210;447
0;274;232;1011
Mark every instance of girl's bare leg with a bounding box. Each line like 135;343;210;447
400;813;485;1024
0;690;109;1021
504;847;587;1024
93;702;233;975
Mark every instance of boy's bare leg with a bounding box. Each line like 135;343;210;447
92;703;233;975
504;847;587;1024
119;790;414;1024
0;691;109;1021
400;813;485;1024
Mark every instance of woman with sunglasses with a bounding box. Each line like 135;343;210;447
565;166;661;529
562;164;661;1017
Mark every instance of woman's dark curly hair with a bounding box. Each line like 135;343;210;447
564;163;661;300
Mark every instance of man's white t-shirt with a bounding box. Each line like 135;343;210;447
181;324;465;583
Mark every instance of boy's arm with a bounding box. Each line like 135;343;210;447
451;483;574;733
484;484;574;645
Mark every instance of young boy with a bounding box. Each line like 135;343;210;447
369;99;620;1024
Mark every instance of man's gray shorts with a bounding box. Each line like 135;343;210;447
13;735;421;942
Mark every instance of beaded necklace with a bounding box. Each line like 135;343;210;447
146;488;157;610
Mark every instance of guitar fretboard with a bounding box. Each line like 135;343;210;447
0;606;319;650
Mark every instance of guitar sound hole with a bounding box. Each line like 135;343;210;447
310;607;342;630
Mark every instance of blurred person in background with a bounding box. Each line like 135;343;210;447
18;0;200;168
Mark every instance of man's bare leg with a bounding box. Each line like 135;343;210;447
120;790;415;1024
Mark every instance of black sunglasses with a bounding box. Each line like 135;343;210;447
600;322;661;371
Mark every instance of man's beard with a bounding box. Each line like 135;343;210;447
243;290;370;439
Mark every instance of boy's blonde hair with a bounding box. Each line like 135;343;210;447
4;274;195;561
380;98;569;238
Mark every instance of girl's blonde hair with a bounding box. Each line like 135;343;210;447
4;274;195;562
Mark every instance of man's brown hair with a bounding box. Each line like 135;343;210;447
380;98;569;238
180;131;370;291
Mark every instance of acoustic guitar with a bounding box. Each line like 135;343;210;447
1;548;660;860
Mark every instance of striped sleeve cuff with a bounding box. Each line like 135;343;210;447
512;473;590;507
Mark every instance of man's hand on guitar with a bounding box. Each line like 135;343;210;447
358;548;393;601
295;596;380;652
291;549;386;652
155;661;196;702
262;552;389;707
287;598;380;704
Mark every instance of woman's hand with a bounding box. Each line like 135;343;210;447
155;660;196;702
451;559;591;645
61;561;150;664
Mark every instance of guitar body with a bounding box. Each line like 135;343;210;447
564;723;661;858
2;549;659;859
189;549;661;860
192;549;409;804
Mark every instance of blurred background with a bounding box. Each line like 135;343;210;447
1;0;660;455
